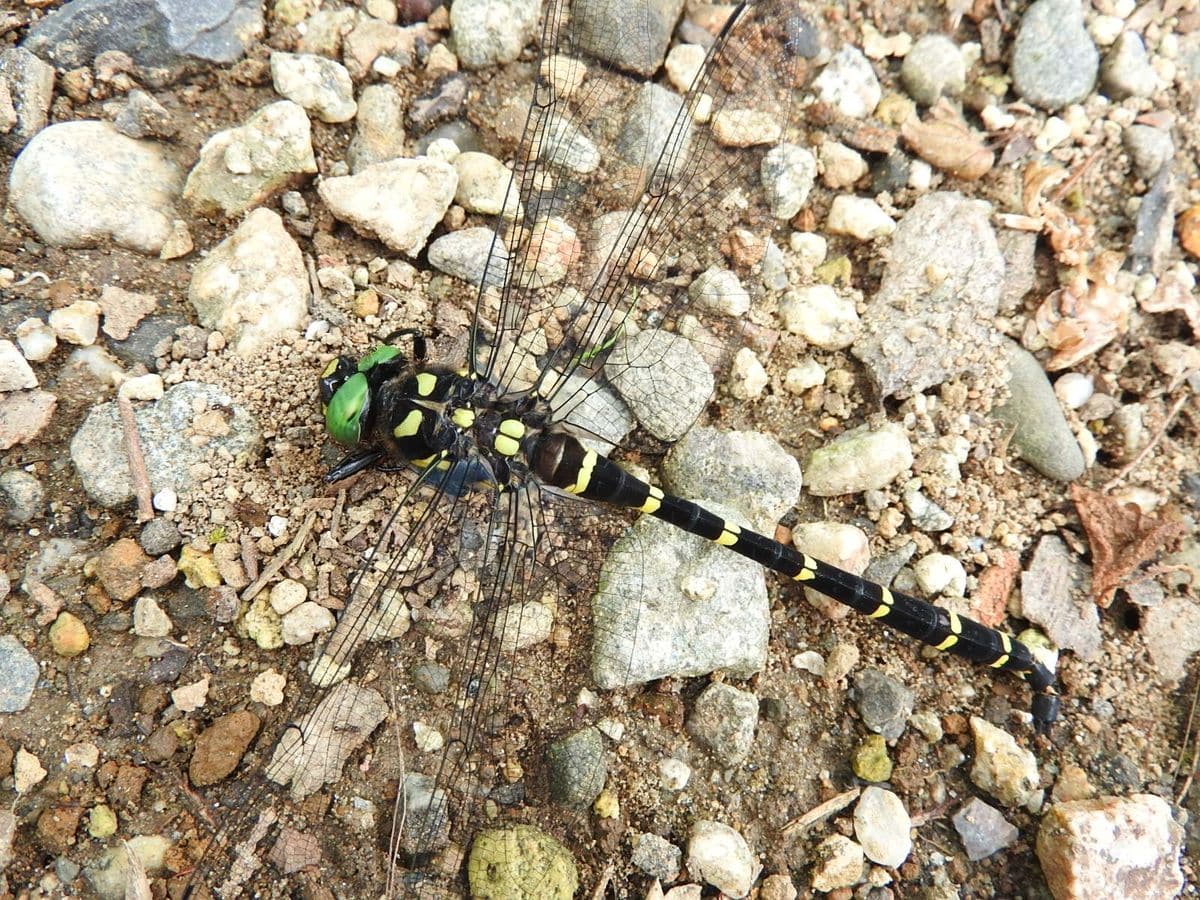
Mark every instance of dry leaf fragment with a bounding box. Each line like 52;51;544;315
972;550;1020;628
1071;483;1184;608
901;100;994;180
1032;251;1134;370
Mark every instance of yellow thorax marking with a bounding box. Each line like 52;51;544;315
494;435;520;457
499;419;525;439
415;372;437;396
935;611;963;650
867;587;895;619
639;485;664;514
566;449;597;494
452;408;476;429
412;450;445;469
393;409;423;438
321;358;339;377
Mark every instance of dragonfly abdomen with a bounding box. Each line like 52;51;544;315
536;430;1059;728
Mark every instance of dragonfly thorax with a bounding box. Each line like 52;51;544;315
320;344;556;491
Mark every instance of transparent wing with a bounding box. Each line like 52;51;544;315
395;482;633;898
468;0;804;444
184;468;471;898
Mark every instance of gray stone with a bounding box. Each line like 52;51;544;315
349;84;407;173
953;797;1019;861
547;727;607;810
851;192;1004;399
662;426;802;532
993;341;1086;482
687;682;759;767
761;143;817;220
1011;0;1098;110
852;668;914;741
605;329;713;442
22;0;263;69
188;208;310;356
1123;125;1173;180
110;89;179;140
631;832;681;882
270;52;357;124
0;635;38;713
1100;31;1159;100
139;518;182;556
9;121;183;253
569;0;684;76
1019;534;1100;660
427;227;509;288
1;469;44;523
319;157;458;256
900;34;966;105
450;0;539;69
0;48;55;151
592;502;769;689
183;101;317;218
617;81;688;168
70;381;260;508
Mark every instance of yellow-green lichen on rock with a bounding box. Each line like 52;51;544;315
241;592;283;650
468;825;578;900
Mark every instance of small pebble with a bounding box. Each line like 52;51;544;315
686;820;761;898
952;797;1019;860
1054;372;1094;409
912;553;967;596
825;195;895;240
810;834;865;892
49;611;90;657
660;757;691;790
853;786;912;867
250;668;287;706
48;300;101;346
851;733;893;782
900;34;966;105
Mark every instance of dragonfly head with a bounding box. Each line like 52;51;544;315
320;345;405;446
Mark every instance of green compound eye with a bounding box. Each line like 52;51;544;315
325;372;369;445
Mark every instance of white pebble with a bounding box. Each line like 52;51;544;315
118;373;165;401
269;578;308;615
1054;372;1094;409
660;757;691;791
152;488;177;512
281;601;336;645
249;668;286;706
132;595;173;638
854;786;912;867
1035;116;1071;152
48;300;101;346
791;650;826;675
778;285;860;350
913;553;967;597
686;820;761;898
15;318;56;362
790;231;828;266
728;347;768;399
267;515;288;538
825;195;896;240
784;359;826;393
907;158;933;191
413;721;445;753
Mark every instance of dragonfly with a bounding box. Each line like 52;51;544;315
186;0;1058;895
